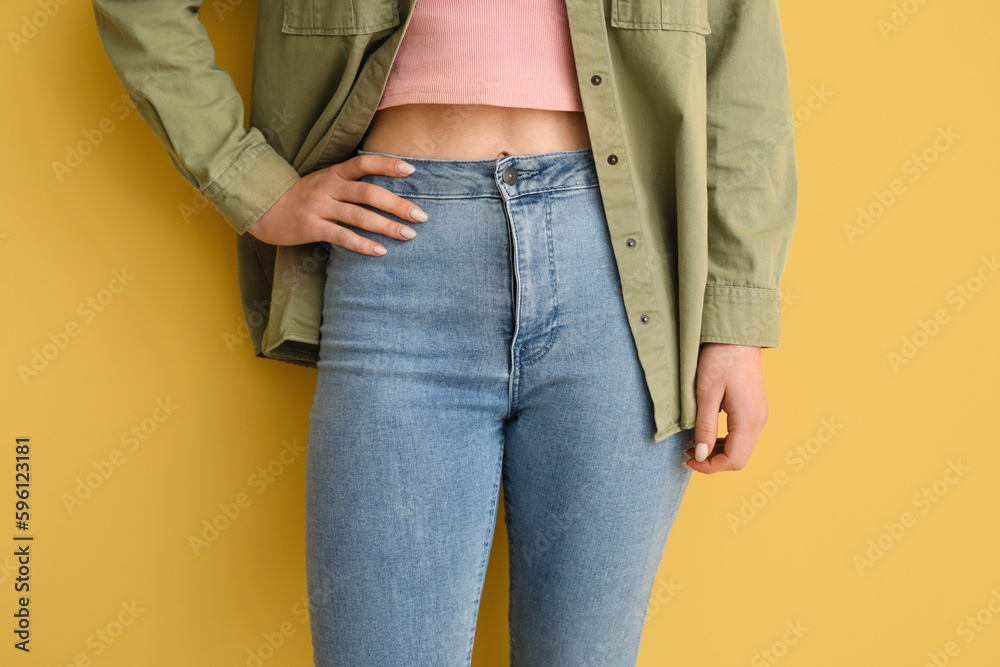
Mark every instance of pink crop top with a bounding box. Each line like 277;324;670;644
376;0;585;112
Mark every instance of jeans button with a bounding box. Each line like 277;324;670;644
503;165;519;185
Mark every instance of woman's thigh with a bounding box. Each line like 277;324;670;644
305;163;513;666
498;165;695;666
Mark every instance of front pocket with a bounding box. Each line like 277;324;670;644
281;0;401;35
610;0;711;34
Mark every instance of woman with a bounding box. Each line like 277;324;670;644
93;0;796;664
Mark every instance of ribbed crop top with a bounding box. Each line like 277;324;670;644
376;0;585;112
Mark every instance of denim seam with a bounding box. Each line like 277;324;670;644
507;183;599;199
500;460;519;665
463;435;505;666
396;183;598;201
518;195;563;368
497;168;523;419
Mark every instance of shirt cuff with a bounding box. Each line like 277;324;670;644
700;284;783;348
203;136;302;235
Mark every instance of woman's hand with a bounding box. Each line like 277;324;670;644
683;343;769;473
245;153;428;255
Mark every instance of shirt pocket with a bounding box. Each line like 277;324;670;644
610;0;711;34
281;0;401;35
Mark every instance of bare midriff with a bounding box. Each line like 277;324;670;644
358;104;592;160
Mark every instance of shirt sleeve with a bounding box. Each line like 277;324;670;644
91;0;301;235
700;0;798;348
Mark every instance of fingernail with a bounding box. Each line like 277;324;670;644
400;227;417;239
373;244;387;255
397;161;415;174
682;460;695;470
695;442;710;462
409;206;428;222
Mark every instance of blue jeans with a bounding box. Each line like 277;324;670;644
306;147;694;666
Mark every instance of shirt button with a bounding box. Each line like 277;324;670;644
640;314;650;324
625;238;636;248
607;154;619;165
590;74;602;86
503;165;519;184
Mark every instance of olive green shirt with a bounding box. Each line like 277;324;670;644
91;0;797;442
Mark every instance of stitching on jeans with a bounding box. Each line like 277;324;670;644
463;437;504;665
519;195;563;367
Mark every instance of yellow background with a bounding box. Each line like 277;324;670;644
2;0;998;665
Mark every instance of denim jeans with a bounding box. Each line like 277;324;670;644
305;147;695;666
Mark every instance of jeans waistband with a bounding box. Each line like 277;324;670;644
353;147;599;198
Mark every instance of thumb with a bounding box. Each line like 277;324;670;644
693;383;723;463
